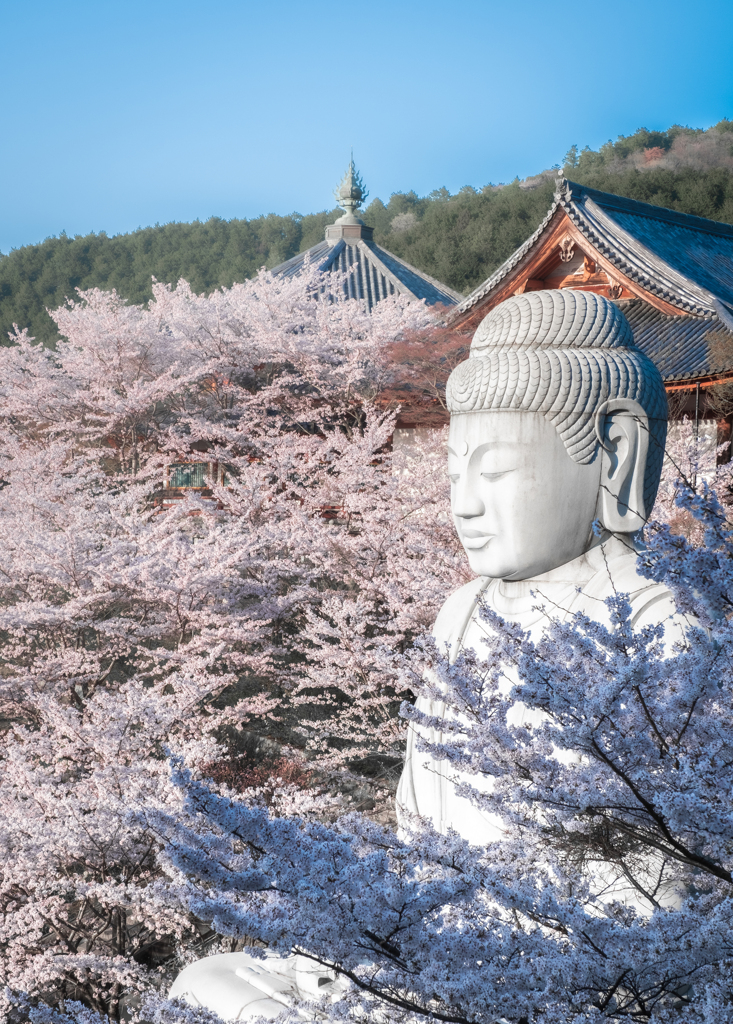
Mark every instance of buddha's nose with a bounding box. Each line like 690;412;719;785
452;478;484;519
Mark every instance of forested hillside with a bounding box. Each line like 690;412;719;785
3;120;733;346
0;211;340;347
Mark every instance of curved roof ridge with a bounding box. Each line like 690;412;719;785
564;179;733;238
448;200;562;320
449;177;733;326
567;197;712;314
362;240;464;305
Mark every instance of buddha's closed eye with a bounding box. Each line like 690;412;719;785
480;469;516;481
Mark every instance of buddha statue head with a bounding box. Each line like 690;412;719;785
445;289;668;581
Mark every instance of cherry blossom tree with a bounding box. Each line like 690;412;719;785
0;266;460;1019
653;415;733;543
7;263;731;1024
152;475;733;1024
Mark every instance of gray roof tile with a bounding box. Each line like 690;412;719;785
451;179;733;324
618;299;733;381
270;237;461;311
448;179;733;383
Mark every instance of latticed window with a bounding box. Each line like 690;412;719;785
168;462;208;488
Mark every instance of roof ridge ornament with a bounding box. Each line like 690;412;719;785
334;153;369;224
555;176;583;205
554;174;568;200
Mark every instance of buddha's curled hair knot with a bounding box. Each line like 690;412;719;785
446;290;668;515
471;289;635;352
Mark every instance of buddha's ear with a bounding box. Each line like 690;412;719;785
594;398;649;533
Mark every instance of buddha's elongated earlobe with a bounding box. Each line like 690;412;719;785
594;398;650;533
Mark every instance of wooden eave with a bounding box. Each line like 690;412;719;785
450;208;683;332
664;371;733;392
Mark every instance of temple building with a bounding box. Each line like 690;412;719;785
164;172;733;496
161;161;460;502
270;159;462;310
448;177;733;414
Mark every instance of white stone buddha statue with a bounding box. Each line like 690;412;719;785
169;950;348;1021
170;289;678;1017
396;287;678;851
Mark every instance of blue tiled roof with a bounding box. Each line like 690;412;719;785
274;241;332;279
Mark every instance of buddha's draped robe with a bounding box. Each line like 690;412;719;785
397;537;687;849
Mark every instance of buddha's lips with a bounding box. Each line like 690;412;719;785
460;529;492;549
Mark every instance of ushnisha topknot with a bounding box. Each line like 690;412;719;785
446;289;668;516
471;289;634;352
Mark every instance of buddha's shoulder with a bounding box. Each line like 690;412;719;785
433;576;489;650
585;544;687;635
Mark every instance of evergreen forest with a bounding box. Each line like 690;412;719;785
3;120;733;346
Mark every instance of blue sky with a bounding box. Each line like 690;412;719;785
2;0;732;253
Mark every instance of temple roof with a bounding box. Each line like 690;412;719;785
272;237;461;309
618;300;731;384
451;179;733;326
448;178;733;386
271;159;462;311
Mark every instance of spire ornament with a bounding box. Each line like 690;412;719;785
333;153;369;223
